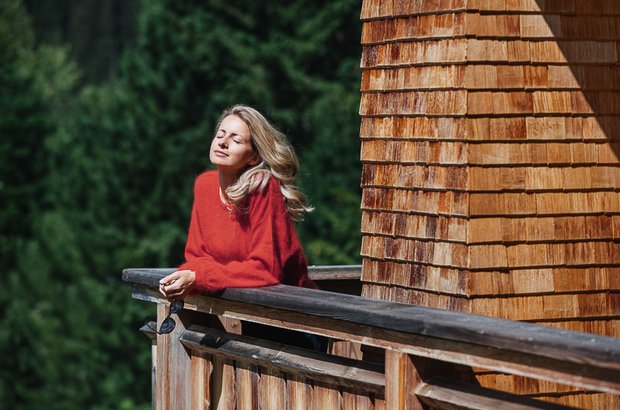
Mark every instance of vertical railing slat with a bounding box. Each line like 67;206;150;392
236;363;258;410
190;351;211;410
288;374;311;410
384;351;423;410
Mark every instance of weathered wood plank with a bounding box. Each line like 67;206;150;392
155;305;193;410
235;362;258;410
191;350;211;410
180;324;385;394
312;381;341;410
288;374;312;410
415;376;577;410
141;322;158;408
307;264;362;281
342;389;375;410
211;357;235;410
374;393;386;410
331;340;363;360
123;265;361;283
384;351;423;410
257;368;284;409
154;305;168;410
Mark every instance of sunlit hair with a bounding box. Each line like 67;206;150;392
215;105;313;222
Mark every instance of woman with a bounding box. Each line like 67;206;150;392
158;105;316;299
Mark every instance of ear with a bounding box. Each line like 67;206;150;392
249;153;261;166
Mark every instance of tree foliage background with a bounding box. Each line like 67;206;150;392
0;0;362;408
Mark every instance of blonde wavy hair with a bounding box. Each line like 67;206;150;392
216;105;313;222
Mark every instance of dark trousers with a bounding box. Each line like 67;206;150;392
243;321;328;352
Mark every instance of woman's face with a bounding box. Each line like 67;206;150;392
210;115;259;176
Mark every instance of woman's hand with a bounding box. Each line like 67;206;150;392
159;269;196;299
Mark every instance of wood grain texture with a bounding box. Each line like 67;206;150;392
258;368;286;409
155;304;193;410
211;357;235;410
312;382;342;410
180;324;385;394
384;351;423;410
288;374;312;410
235;363;258;410
120;265;361;285
191;351;211;410
416;377;574;410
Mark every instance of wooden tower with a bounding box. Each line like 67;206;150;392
358;1;620;407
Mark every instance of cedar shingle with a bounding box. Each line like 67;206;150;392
521;14;560;38
358;0;620;371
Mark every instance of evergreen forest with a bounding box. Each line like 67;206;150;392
0;0;362;408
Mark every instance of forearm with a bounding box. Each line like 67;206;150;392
180;256;280;293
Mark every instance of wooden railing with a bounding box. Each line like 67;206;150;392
123;267;620;410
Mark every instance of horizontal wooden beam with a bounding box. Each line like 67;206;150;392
307;264;362;281
415;377;577;410
123;268;620;395
124;265;361;283
180;324;385;394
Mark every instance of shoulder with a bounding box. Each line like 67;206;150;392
194;170;217;192
260;176;283;199
248;176;286;211
265;175;282;196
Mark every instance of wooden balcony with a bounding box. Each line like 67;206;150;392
123;266;620;409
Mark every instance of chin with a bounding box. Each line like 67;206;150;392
209;154;223;165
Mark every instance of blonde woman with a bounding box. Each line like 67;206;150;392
159;105;316;299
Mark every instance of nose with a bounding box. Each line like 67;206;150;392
218;136;228;147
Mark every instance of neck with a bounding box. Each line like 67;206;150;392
217;169;241;198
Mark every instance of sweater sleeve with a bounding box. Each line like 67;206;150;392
178;179;297;293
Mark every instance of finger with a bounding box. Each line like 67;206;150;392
165;278;187;290
160;281;182;296
160;269;193;286
160;272;180;286
165;288;186;299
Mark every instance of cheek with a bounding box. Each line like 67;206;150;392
244;148;258;163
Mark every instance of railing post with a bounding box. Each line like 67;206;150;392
385;350;424;410
211;317;241;410
155;303;192;410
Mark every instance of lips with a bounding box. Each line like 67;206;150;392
213;150;228;157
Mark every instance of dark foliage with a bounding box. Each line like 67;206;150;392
1;0;362;408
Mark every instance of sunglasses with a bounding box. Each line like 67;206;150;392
145;300;184;334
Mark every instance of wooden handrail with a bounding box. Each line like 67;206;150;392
124;265;362;283
306;264;361;280
124;267;620;408
123;268;620;394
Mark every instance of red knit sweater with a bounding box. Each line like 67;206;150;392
178;170;315;293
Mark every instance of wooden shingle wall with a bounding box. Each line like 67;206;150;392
359;1;620;407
